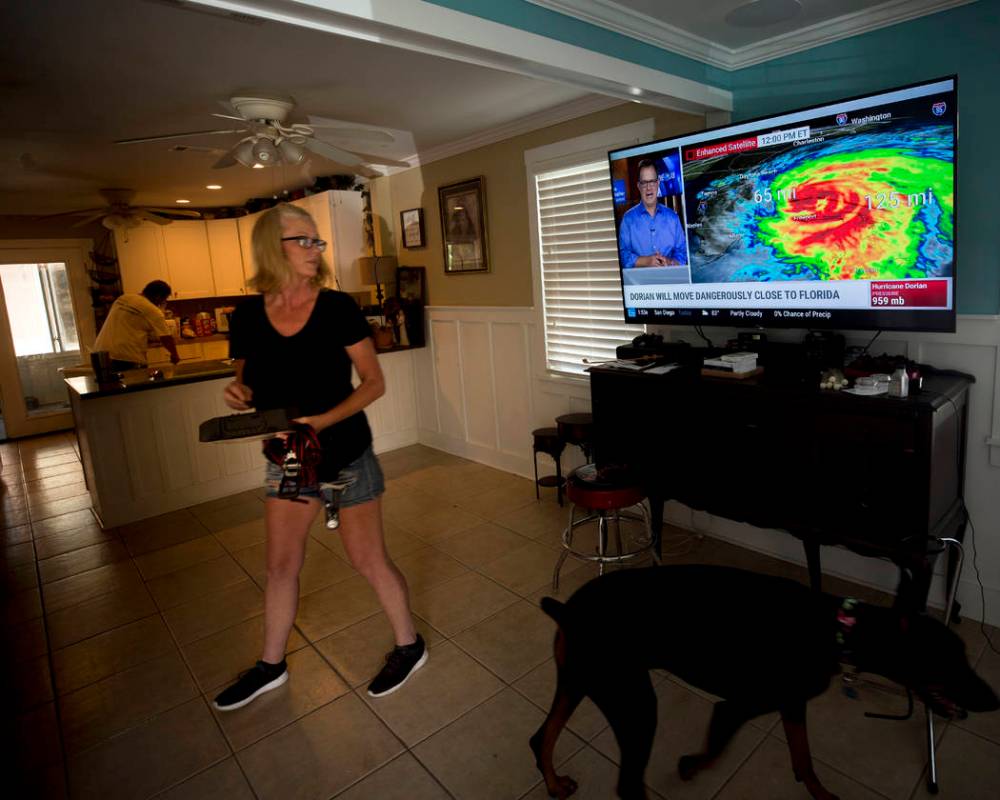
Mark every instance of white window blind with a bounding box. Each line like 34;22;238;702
535;160;635;376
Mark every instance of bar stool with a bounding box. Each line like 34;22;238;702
552;463;657;590
555;412;594;464
532;426;566;506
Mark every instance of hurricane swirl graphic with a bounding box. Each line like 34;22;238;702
687;124;954;284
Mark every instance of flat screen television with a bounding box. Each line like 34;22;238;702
608;76;957;332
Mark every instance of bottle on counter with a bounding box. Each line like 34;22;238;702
888;367;909;398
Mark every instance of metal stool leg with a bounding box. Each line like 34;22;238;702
533;450;540;500
597;512;608;576
612;510;624;561
553;503;577;591
924;537;964;795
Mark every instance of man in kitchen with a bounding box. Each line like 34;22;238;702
93;280;181;370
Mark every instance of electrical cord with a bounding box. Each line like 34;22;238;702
860;329;882;354
966;516;1000;655
693;325;713;349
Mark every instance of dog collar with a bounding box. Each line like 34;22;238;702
836;597;859;658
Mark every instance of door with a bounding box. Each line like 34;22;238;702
161;221;215;298
115;224;167;295
0;244;93;438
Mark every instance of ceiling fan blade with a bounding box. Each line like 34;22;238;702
347;151;412;169
115;128;246;145
144;207;203;218
307;117;395;143
34;206;103;220
303;138;364;167
134;209;172;225
212;150;238;169
69;211;107;227
211;113;247;122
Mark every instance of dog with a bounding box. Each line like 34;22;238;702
530;565;998;800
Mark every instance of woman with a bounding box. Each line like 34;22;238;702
213;203;424;711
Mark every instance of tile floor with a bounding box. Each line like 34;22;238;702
2;432;999;799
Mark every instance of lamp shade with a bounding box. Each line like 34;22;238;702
358;255;398;286
233;138;257;167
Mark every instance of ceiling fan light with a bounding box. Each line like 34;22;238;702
252;138;279;166
277;139;305;164
233;139;256;167
102;214;126;230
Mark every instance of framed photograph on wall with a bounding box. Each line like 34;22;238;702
396;266;426;304
438;176;489;274
400;208;425;249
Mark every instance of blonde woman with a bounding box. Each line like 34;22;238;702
213;204;424;710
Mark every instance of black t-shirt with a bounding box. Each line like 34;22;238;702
229;289;373;477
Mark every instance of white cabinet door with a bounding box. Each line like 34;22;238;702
206;218;246;296
291;191;366;292
161;221;215;298
115;225;168;295
236;212;261;294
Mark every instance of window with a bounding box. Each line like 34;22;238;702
526;120;652;378
0;262;80;355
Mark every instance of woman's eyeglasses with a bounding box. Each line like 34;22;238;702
281;236;327;252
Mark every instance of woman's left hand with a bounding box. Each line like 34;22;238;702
292;415;328;433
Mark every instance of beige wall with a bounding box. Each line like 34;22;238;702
374;102;704;307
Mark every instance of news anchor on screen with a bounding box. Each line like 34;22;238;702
618;159;688;268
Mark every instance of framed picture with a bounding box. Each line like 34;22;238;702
400;208;425;249
438;177;489;274
396;266;426;304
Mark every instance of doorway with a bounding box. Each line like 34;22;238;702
0;242;95;439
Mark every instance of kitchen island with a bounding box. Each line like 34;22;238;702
65;348;420;528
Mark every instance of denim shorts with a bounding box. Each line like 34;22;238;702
264;444;385;508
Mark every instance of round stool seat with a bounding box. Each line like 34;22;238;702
532;427;564;458
566;464;644;510
555;412;593;447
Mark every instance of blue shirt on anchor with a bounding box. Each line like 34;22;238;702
618;202;688;268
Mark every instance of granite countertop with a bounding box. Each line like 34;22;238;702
65;360;236;400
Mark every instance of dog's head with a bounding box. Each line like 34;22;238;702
855;608;999;719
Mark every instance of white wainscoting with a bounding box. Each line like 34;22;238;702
414;307;1000;625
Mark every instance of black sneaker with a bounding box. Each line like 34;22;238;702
213;660;288;711
367;635;428;697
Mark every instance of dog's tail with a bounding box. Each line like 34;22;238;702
540;596;566;624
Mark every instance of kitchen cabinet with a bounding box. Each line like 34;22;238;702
291;190;367;292
161;221;216;298
115;225;168;295
206;218;248;296
236;211;262;294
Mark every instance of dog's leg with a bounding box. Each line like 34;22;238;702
780;704;839;800
589;671;657;799
678;699;755;780
530;629;584;798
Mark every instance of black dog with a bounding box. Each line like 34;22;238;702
530;565;998;800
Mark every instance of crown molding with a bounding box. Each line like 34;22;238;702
399;94;626;170
527;0;978;70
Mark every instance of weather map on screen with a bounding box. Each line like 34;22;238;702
609;77;957;332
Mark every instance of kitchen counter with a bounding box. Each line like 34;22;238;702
64;360;236;400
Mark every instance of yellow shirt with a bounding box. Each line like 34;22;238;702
93;294;169;364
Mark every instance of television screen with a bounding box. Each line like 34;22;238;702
609;76;957;332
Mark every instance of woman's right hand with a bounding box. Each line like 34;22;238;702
224;380;253;410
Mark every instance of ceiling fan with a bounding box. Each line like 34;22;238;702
114;93;411;175
43;188;203;230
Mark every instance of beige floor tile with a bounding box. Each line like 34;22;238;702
60;649;199;754
333;753;452;799
146;553;249;610
454;478;538;519
30;508;98;538
481;540;585;598
6;615;49;662
7;653;54;711
67;698;229;800
29;493;94;522
3;586;42;625
196;500;265;533
394;546;468;595
214;516;267;552
38;540;129;584
41;560;144;613
434;520;534;569
715;736;883;800
46;583;157;649
388;503;486;544
212;646;350;751
513;659;609;742
520;745;642;800
362;640;504;746
910;724;1000;799
26;480;89;506
294;575;382;641
134;534;227;580
382;487;457;525
4;540;35;566
3;491;29;512
21;450;79;470
413;687;584;800
1;506;30;527
33;523;117;560
189;489;262;519
233;540;354;595
237;693;404;800
493;498;569;541
163;579;264;644
2;522;31;546
26;469;89;491
182;614;308;694
313;611;444;689
158;758;256;800
410;571;520;637
51;613;176;695
312;520;425;562
591;679;768;800
14;701;62;772
22;460;84;482
119;508;209;556
956;641;1000;745
4;560;39;593
527;561;603;605
453;600;557;683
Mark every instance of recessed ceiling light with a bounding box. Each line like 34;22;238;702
206;184;222;190
628;87;643;97
252;163;265;169
725;0;801;28
176;199;191;204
